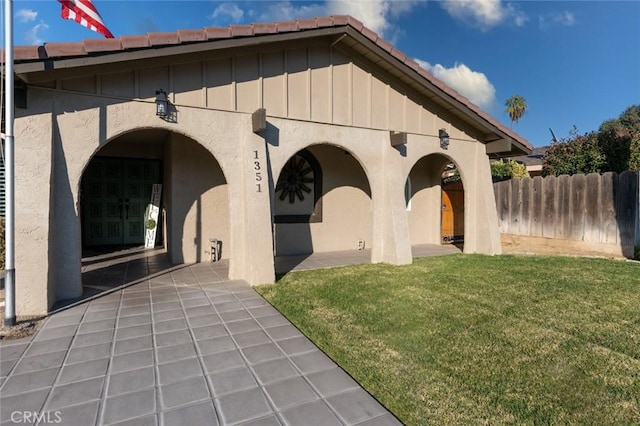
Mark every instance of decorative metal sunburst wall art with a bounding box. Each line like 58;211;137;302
276;155;314;203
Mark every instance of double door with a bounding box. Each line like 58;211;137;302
82;158;161;246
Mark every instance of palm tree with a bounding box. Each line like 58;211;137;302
505;95;527;129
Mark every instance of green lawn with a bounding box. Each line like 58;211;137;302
257;255;640;425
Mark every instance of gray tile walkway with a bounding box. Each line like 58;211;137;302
0;257;404;426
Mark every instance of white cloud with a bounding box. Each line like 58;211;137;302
246;0;422;38
414;59;496;108
539;11;575;30
16;9;38;23
441;0;527;31
211;3;245;24
25;21;49;46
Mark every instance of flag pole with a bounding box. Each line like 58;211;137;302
4;0;16;327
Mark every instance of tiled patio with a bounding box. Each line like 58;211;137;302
0;244;460;425
0;253;404;425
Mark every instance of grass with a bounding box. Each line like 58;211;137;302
257;255;640;425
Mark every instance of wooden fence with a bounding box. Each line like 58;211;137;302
493;172;639;252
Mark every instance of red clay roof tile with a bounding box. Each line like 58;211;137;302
316;16;334;28
253;23;278;34
230;24;254;37
148;32;180;46
178;30;206;43
205;26;232;39
44;42;86;58
297;18;318;30
276;20;299;32
360;27;378;42
84;38;122;53
120;35;150;49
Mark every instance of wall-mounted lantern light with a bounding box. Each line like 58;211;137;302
439;128;450;149
155;89;168;117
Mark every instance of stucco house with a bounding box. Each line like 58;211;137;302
5;15;530;316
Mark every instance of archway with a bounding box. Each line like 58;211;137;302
406;154;465;250
273;144;372;257
78;129;230;295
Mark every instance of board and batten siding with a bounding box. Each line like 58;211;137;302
48;45;474;142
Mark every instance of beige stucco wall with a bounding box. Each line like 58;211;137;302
274;144;372;255
13;37;502;315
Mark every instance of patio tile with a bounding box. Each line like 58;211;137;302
0;342;29;360
264;324;301;341
108;414;158;426
111;349;154;373
237;414;282;426
102;387;156;425
306;367;360;397
156;342;197;364
187;314;221;328
184;306;217;318
43;312;85;328
120;305;151;317
264;376;319;411
77;318;118;334
207;366;257;397
277;336;318;355
72;330;115;348
12;350;67;374
0;389;50;423
192;324;228;341
226;319;261;334
213;301;244;313
233;330;271;348
154;318;188;334
251;358;298;385
155;330;193;348
326;389;387;425
32;324;77;341
157;357;203;385
115;324;152;340
45;376;104;410
84;309;118;322
201;349;245;374
22;336;73;357
159;376;210;409
290;350;337;374
108;366;155;396
117;314;151;328
160;401;218;426
215;387;272;425
241;343;286;365
56;400;100;426
0;367;59;396
152;309;184;322
152;301;182;313
182;298;210;309
255;314;289;328
66;342;111;364
196;335;237;356
248;306;282;319
354;413;404;425
218;310;252;322
57;357;109;384
114;335;153;355
279;400;342;426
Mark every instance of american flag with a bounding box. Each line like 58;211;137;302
58;0;114;39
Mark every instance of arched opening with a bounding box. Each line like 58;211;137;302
273;144;372;261
78;129;229;296
406;154;465;251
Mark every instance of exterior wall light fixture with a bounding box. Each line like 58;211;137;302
155;89;168;117
439;129;450;149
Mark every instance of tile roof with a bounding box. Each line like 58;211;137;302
2;15;531;153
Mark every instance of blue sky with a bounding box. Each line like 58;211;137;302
6;1;640;147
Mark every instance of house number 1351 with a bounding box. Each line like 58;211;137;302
253;150;262;192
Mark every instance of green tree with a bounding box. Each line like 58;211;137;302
542;105;640;176
491;160;530;182
505;95;527;129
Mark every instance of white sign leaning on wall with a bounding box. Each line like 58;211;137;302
144;184;162;249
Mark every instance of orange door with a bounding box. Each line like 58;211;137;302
441;181;464;243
